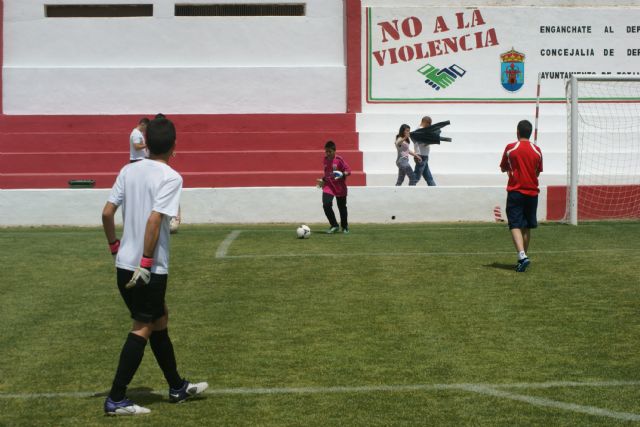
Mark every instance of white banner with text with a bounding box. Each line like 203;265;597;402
365;6;640;103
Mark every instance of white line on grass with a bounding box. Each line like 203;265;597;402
215;230;242;258
201;224;612;234
222;248;637;260
199;380;640;397
492;380;640;389
1;223;622;239
4;382;640;422
2;380;639;399
459;384;640;422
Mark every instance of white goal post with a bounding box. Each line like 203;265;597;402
565;75;640;225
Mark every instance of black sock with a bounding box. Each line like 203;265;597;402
109;333;147;402
150;328;183;390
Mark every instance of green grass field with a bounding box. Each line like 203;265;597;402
1;222;639;426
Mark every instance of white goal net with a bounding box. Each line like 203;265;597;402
564;76;640;224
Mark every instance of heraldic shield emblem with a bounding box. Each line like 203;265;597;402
500;48;525;92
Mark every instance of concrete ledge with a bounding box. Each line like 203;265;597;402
365;173;567;187
363;152;567;175
0;187;547;226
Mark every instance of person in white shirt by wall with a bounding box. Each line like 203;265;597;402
129;117;150;163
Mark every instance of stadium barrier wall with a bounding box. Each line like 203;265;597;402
0;187;547;226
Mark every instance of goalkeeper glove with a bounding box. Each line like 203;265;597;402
125;256;153;289
109;239;120;260
333;170;344;179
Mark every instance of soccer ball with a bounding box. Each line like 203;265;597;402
296;225;311;239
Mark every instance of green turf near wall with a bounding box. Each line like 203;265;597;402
1;222;639;426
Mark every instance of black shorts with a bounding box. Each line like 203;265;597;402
117;268;167;323
506;191;538;230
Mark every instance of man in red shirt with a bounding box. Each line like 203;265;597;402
500;120;543;272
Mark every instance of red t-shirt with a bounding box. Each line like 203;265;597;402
500;139;543;196
323;155;351;197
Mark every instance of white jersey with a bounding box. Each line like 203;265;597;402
412;139;431;156
108;159;183;274
129;128;147;161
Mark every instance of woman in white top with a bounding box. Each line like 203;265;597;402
395;124;421;186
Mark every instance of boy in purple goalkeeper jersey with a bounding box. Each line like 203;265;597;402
318;140;352;234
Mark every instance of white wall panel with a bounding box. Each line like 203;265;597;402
0;186;547;226
3;0;346;114
4;66;346;114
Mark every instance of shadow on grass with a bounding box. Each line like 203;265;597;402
484;262;515;271
89;387;164;406
89;387;208;407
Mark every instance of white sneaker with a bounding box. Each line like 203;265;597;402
104;397;151;415
169;380;209;403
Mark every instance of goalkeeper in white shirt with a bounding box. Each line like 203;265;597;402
101;117;207;416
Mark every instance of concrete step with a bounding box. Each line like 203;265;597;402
1;131;359;152
357;112;569;132
1;151;365;173
0;113;363;189
183;171;366;188
357;111;634;133
364;173;567;187
0;113;356;133
0;171;367;189
357;131;567;152
362;151;568;175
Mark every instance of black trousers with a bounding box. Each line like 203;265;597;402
323;193;348;229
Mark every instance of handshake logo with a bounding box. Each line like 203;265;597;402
418;63;467;91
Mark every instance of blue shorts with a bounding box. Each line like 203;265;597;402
506;191;538;230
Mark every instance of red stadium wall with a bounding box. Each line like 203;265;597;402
346;0;361;113
0;0;365;189
547;185;640;220
0;0;3;116
0;114;365;189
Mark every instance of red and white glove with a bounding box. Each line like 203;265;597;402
125;256;153;289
